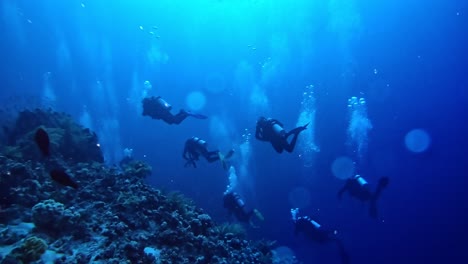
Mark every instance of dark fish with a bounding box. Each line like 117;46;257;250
49;169;78;189
34;128;50;156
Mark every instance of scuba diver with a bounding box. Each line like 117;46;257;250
255;116;308;153
338;174;390;218
142;96;207;125
291;208;350;264
183;136;234;169
223;191;264;227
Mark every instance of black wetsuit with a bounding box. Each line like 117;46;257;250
294;216;331;243
255;117;306;153
223;192;253;223
183;137;220;167
293;215;350;264
338;175;389;218
142;96;189;124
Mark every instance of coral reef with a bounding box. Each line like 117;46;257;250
0;109;274;263
1;236;47;264
1;108;103;163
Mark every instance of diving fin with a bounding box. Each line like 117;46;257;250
218;152;228;170
225;149;235;160
187;111;207;119
219;150;235;170
375;177;389;198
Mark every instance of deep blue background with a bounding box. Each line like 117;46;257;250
1;1;467;263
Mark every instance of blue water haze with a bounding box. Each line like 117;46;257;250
1;0;467;263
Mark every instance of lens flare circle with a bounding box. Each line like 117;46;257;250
405;129;431;153
331;156;355;180
186;91;206;111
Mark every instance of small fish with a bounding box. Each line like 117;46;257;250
49;169;79;189
34;128;50;156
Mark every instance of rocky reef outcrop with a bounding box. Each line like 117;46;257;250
2;108;103;163
0;109;274;263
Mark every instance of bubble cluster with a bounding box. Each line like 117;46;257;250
347;96;372;159
296;84;319;168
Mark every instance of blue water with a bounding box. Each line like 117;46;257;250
1;1;467;263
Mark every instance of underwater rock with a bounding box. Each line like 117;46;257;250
0;223;35;246
31;199;81;232
121;160;152;179
0;108;275;263
2;236;47;264
2;108;103;163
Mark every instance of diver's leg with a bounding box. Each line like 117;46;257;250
205;150;221;162
171;110;189;124
286;125;306;138
271;141;284;153
284;126;307;152
284;134;299;152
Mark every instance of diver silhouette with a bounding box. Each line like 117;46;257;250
338;174;389;218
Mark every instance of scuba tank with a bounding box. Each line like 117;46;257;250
193;137;206;147
308;217;321;229
354;174;368;187
234;194;245;208
272;123;284;134
271;119;284;135
156;97;172;110
311;220;321;229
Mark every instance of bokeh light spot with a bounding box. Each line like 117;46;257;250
186;91;206;111
331;156;355;180
405;129;431;153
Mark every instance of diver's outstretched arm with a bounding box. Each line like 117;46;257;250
255;126;264;140
182;147;190;161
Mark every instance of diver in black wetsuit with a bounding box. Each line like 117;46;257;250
291;208;350;264
183;137;234;169
142;96;207;125
223;191;263;227
338;175;389;218
255;116;308;153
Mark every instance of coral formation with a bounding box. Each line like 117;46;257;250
0;109;275;263
2;108;103;163
2;236;47;264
